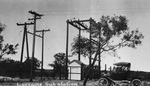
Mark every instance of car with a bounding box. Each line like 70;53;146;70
98;62;142;86
0;76;13;82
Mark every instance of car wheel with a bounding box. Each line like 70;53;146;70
131;79;142;86
98;78;108;86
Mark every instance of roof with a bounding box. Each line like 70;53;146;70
69;60;85;65
113;62;131;67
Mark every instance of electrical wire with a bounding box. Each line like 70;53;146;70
36;17;65;51
42;7;150;12
10;27;23;44
45;36;60;53
40;19;50;30
40;7;150;16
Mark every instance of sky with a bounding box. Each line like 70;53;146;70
0;0;150;72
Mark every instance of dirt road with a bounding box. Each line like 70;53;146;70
0;80;150;86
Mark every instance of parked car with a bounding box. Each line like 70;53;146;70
0;76;13;82
99;62;142;86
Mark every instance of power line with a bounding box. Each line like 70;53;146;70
17;22;34;63
28;10;44;82
10;28;23;44
45;35;60;52
36;29;50;79
38;8;150;18
40;8;150;14
40;19;50;30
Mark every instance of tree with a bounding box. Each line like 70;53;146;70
0;58;20;77
23;57;40;71
49;52;69;79
0;22;18;58
20;57;40;78
0;57;40;78
71;15;144;85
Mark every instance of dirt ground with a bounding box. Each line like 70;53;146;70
0;80;150;86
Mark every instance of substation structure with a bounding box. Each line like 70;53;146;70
65;18;101;79
17;10;50;81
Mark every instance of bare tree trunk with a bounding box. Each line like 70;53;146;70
83;49;100;86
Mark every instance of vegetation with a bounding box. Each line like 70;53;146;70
21;57;40;78
49;52;69;79
70;15;144;85
0;58;20;77
0;22;41;78
0;22;18;58
0;15;145;85
0;57;40;78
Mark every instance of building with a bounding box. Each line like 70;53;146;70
68;60;86;80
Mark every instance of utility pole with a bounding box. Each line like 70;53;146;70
17;22;34;63
25;28;30;60
66;20;69;79
89;18;92;66
66;19;90;62
28;10;43;82
78;28;81;61
98;25;101;78
17;22;33;78
66;18;93;80
36;29;50;79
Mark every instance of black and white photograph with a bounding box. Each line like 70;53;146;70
0;0;150;86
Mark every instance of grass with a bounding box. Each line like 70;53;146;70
0;80;150;86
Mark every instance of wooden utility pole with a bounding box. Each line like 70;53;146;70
78;28;81;61
66;19;90;62
89;18;92;66
17;22;33;78
25;29;30;60
66;20;69;79
98;25;101;78
17;22;34;63
66;18;93;80
36;29;50;79
28;10;43;82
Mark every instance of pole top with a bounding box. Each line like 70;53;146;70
29;10;44;16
